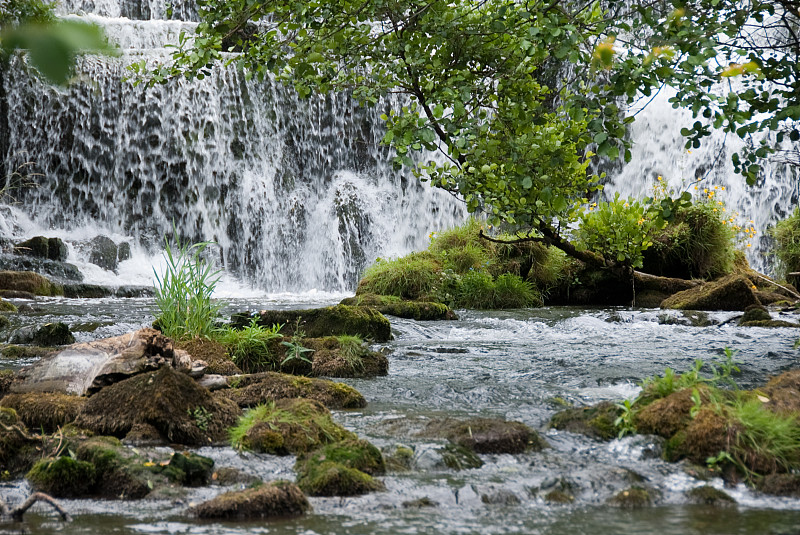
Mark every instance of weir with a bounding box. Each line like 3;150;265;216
0;0;795;290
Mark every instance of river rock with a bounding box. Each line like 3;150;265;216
87;236;119;272
14;236;68;262
660;274;759;311
306;336;389;378
294;439;386;496
75;366;241;445
0;298;17;313
685;485;735;505
421;417;546;454
233;304;391;342
0;254;83;281
189;481;310;520
0;270;63;296
549;401;621;440
216;371;366;409
340;294;458;320
0;392;86;431
9;322;75;346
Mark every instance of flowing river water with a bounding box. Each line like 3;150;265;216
2;294;800;534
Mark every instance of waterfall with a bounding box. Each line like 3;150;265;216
0;3;467;292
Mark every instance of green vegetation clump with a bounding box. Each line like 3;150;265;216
641;200;736;280
215;318;283;373
26;456;96;497
357;218;559;309
770;208;800;281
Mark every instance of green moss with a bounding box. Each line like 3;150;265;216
219;371;367;410
238;305;391;342
340;294;457;320
660;274;759;311
739;319;799;327
0;270;63;296
423;417;546;454
549;401;620;440
75;436;123;475
26;456;96;497
686;485;735;505
0;298;17;313
384;444;414;471
440;443;484;470
295;459;384;496
163;452;215;486
609;486;652;508
191;480;310;519
230;398;354;455
544;489;575;504
0;392;86;432
296;438;385;477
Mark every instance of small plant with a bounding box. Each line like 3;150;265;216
216;317;283;372
281;337;315;367
188;406;212;431
614;399;636;438
335;335;365;371
153;232;222;341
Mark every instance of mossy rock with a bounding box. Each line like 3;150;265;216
756;474;800;497
660;274;759;311
663;408;728;465
421;417;546;454
402;497;439;508
33;322;75;346
306;337;388;378
634;387;708;439
0;271;63;296
232;398;355;455
162;452;215;486
544;489;575;504
75;366;241;446
0;298;17;313
296;438;385;476
178;338;242;375
340;294;457;320
217;371;366;410
480;488;521;505
762;370;800;415
14;237;67;261
384;444;415;472
234;305;391;342
549;401;620;440
73;436;153;499
740;305;771;323
0;369;13;397
26;456;97;497
295;459;384;496
190;481;310;519
0;392;86;432
608;486;652;508
739;319;799;327
686;485;735;505
440;443;483;470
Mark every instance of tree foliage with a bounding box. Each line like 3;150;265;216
147;0;798;268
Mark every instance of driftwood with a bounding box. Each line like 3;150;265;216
0;492;71;522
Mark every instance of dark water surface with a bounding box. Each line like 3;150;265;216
2;298;799;534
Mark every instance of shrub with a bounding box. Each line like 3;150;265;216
770;208;800;280
357;253;441;299
493;273;542;308
154;236;222;340
454;270;495;309
216;318;283;373
642;200;736;279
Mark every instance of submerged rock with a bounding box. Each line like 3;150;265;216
660;274;759;311
0;392;86;432
216;371;366;410
340;294;458;320
75;366;241;445
439;443;484;470
189;481;310;520
608;486;653;508
685;485;735;505
421;417;546;454
234;305;391;342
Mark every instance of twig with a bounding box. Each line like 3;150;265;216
10;492;71;522
752;272;800;300
0;421;35;442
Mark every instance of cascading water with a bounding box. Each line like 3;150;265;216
0;4;466;292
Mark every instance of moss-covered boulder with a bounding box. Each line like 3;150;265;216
177;338;242;376
549;401;620;440
762;370;800;415
0;270;63;296
0;392;86;432
440;443;483;470
73;436;152;499
162;451;215;486
26;456;97;497
190;481;310;520
297;438;385;476
663;408;729;465
234;305;391;342
0;298;17;313
297;460;385;496
421;417;546;454
306;336;388;378
634;387;707;439
230;398;354;455
608;486;652;508
757;474;800;497
740;319;800;327
75;366;241;445
15;237;67;261
216;372;366;410
340;294;457;320
34;322;75;346
685;485;735;505
661;274;759;311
